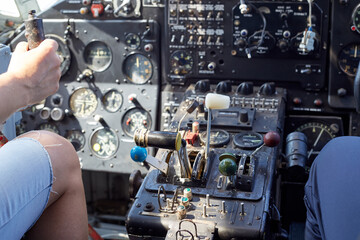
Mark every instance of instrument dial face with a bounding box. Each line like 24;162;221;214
125;33;141;49
113;0;141;17
170;50;193;75
123;53;153;84
352;4;360;34
66;130;85;152
233;132;263;149
103;90;123;112
200;130;230;147
338;43;360;76
69;88;98;118
46;34;71;76
122;108;152;137
38;123;60;134
90;128;119;159
83;41;112;72
296;122;337;162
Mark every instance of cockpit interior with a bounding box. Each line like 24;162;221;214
0;0;359;238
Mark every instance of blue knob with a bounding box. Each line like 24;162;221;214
130;146;147;162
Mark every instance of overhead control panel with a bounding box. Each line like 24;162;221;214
164;0;329;90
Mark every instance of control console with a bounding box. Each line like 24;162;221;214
126;80;286;239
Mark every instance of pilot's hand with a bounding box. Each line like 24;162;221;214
7;39;61;106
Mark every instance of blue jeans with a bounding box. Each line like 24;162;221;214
305;136;360;240
0;137;53;240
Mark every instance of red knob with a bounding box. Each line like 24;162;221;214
91;3;104;18
263;131;280;147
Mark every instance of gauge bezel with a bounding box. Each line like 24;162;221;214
122;52;153;84
125;33;141;49
337;43;360;77
69;87;98;118
45;34;71;76
121;107;152;137
352;4;360;34
199;129;230;148
102;89;123;113
233;132;263;149
83;40;112;72
66;130;86;152
89;127;119;159
169;50;194;75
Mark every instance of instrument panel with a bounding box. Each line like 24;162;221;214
9;0;360;175
13;18;161;173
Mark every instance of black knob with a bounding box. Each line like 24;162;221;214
215;80;232;94
278;39;289;52
259;82;276;96
239;109;249;123
195;79;210;93
234;38;247;48
236;82;253;95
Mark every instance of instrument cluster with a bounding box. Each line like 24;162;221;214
13;17;161;173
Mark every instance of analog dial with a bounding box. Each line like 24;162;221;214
84;41;112;72
199;130;230;147
125;33;141;49
233;132;263;149
66;130;86;152
170;50;193;75
338;43;360;76
90;128;119;159
123;53;153;84
296;122;337;162
103;90;123;112
122;108;152;137
352;4;360;34
69;88;98;118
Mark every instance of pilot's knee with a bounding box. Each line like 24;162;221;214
18;130;80;171
313;136;360;172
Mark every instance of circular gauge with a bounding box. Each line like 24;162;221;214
199;130;230;147
123;53;153;84
90;128;119;159
103;90;123;112
122;108;152;137
296;122;337;162
83;41;112;72
352;4;360;33
66;130;85;152
113;0;141;17
233;132;263;149
170;50;194;75
38;123;59;134
125;33;141;49
338;43;360;76
69;88;98;118
46;34;71;76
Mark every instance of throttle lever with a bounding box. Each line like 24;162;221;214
24;10;45;50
